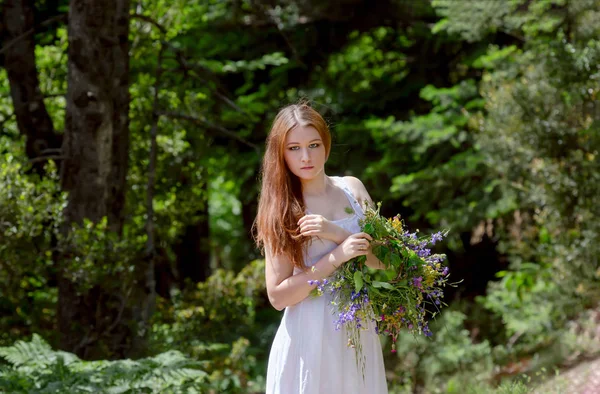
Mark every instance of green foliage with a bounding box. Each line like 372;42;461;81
58;218;146;294
365;80;496;231
151;259;268;347
0;142;65;346
0;334;209;393
150;259;275;392
386;310;494;393
479;264;566;344
432;0;595;42
475;24;600;348
431;0;600;360
35;26;69;131
325;27;411;104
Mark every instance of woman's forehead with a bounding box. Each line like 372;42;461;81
285;125;320;143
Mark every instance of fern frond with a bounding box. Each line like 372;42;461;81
0;333;80;367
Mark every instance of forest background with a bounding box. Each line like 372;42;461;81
1;0;600;393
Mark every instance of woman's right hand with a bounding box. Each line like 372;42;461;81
335;232;373;264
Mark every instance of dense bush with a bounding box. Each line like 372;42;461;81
149;259;277;393
0;142;65;347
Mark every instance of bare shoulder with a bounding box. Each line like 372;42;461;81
342;176;373;208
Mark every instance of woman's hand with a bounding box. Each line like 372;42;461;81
298;214;350;244
334;232;373;265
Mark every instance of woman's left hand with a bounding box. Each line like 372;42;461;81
297;214;350;244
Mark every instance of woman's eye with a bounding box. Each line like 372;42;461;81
309;143;320;148
289;146;299;151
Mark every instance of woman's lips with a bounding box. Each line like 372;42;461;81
301;166;314;170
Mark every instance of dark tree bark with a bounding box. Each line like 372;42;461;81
60;0;130;231
1;0;62;172
175;206;211;285
173;170;211;286
240;170;261;261
58;0;152;359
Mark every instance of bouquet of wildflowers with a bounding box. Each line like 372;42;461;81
309;202;452;371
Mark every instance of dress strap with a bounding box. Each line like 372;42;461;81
332;176;364;216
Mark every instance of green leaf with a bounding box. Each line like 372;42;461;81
407;250;422;268
375;246;389;262
371;281;395;290
368;286;382;297
354;271;364;293
390;253;401;268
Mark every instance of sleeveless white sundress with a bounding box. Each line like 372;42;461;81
266;176;388;394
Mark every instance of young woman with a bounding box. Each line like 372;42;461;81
254;103;388;394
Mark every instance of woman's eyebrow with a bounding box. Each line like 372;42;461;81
286;139;322;145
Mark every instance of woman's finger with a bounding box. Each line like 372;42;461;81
300;224;322;233
298;215;318;226
300;223;320;232
356;232;373;241
299;219;318;228
297;215;310;226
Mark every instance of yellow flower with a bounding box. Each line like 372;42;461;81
423;265;437;287
389;216;403;232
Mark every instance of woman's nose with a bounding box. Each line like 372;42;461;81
301;148;310;162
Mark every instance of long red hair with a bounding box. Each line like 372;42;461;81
253;103;332;269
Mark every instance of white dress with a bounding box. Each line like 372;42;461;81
266;176;388;394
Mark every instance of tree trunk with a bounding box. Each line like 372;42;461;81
240;170;261;262
58;0;150;359
175;207;211;285
1;0;62;172
173;171;211;285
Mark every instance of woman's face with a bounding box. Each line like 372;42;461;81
283;125;327;181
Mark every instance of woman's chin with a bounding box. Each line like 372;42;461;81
295;172;317;181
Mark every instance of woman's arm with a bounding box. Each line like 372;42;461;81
344;176;386;270
265;232;372;311
298;214;351;244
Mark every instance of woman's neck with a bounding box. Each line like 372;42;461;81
300;173;330;197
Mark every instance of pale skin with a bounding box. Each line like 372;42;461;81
265;125;385;311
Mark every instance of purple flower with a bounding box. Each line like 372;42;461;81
422;323;433;337
431;231;443;245
442;267;449;276
412;277;423;288
417;248;431;258
427;255;444;263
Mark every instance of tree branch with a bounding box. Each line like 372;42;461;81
158;111;259;152
252;2;304;66
27;155;66;165
0;13;67;55
130;12;167;35
131;14;251;118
